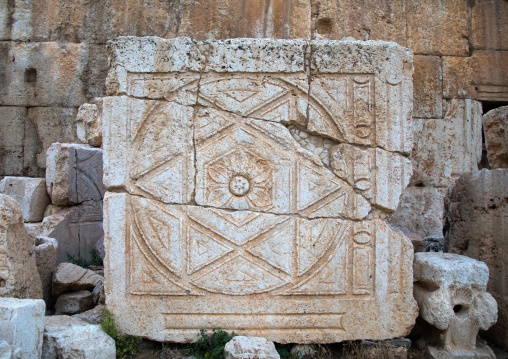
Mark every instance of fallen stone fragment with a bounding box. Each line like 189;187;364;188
52;263;103;297
0;298;45;359
42;316;115;359
483;106;508;169
54;290;94;315
46;143;105;206
72;304;106;325
0;177;50;222
413;252;497;358
76;101;103;148
35;236;58;305
224;336;280;359
0;194;42;299
444;169;508;348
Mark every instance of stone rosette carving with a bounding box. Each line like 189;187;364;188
102;37;417;343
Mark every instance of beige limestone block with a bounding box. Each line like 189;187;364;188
104;192;417;343
0;177;50;222
313;0;406;45
442;55;477;99
224;336;279;359
406;0;469;56
389;187;447;239
470;0;508;51
0;298;45;359
414;252;497;358
52;262;103;297
27;108;80;170
330;144;412;211
76;102;102;147
0;194;42;299
42;316;115;359
0;107;26;177
35;236;58;305
413;56;442;119
0;42;88;107
444;169;508;349
412;99;483;187
483;106;508;169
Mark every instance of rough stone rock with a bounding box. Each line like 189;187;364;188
0;194;42;299
91;281;105;305
0;340;22;359
0;107;27;177
290;344;315;358
76;102;103;147
46;143;105;206
72;304;106;325
103;38;416;343
25;201;103;265
413;56;442;119
389;187;446;238
412;99;483;187
35;236;58;305
54;290;94;315
413;252;497;358
444;169;508;349
406;0;469;56
0;298;45;359
0;177;50;222
330;144;412;211
52;263;103;297
483;106;508;169
42;316;115;359
224;336;279;359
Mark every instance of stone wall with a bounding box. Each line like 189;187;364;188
1;0;507;238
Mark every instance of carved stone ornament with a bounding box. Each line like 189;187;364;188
102;37;417;343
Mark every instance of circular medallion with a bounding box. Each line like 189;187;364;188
229;175;250;196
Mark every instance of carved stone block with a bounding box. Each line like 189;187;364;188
103;38;417;343
413;252;497;358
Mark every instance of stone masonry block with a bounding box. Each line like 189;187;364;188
413;56;442;119
0;107;26;177
0;177;50;222
483;106;508;169
0;297;45;359
470;0;508;51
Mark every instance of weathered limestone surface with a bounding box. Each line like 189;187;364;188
0;298;45;359
72;304;106;325
0;107;27;176
390;187;447;238
76;102;103;147
103;38;417;343
0;340;22;359
0;195;42;299
25;201;103;264
412;56;442;119
224;336;280;359
52;263;103;297
46;143;105;206
413;252;497;358
42;316;115;359
0;177;50;222
470;0;508;51
35;236;58;305
54;290;94;315
444;169;508;349
412;99;483;187
483;106;508;169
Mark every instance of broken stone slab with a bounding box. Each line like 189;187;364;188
444;169;508;349
413;252;497;358
46;143;105;206
54;290;94;315
72;304;106;325
42;316;115;359
35;236;58;305
483;106;508;169
330;144;412;211
224;336;280;359
0;298;45;359
0;194;42;299
25;201;104;265
105;192;417;343
52;263;103;297
76;101;103;148
0;177;51;222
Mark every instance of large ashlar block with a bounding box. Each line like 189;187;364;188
46;143;105;206
414;252;497;358
0;195;42;299
0;177;50;222
0;298;45;359
103;38;417;343
444;169;508;349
